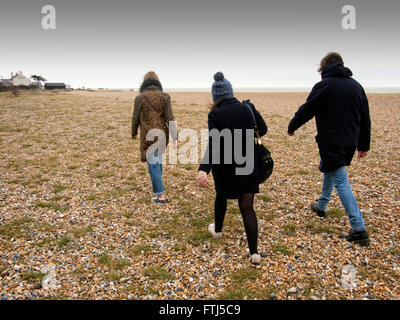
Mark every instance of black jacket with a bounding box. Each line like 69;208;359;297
199;98;267;198
288;62;371;172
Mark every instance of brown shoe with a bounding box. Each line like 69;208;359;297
311;202;326;218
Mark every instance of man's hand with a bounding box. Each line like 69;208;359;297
198;171;209;189
287;131;295;136
358;151;368;158
132;136;137;140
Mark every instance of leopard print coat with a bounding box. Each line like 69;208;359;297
131;81;177;162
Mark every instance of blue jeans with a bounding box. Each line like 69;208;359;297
147;151;164;196
317;166;366;232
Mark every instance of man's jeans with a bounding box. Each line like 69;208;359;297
317;166;366;232
147;151;164;196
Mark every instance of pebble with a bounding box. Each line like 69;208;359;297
288;287;297;294
32;283;42;290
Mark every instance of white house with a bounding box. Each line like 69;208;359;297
0;77;13;87
11;71;31;86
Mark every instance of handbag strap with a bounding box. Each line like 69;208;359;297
244;102;260;138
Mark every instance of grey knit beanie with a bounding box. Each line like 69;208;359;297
212;72;234;103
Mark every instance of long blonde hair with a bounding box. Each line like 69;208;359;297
143;71;159;82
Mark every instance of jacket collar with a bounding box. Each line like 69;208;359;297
140;79;163;93
219;97;239;106
321;62;353;79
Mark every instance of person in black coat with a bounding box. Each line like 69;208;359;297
288;52;371;245
198;72;268;264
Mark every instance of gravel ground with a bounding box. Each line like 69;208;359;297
0;90;399;300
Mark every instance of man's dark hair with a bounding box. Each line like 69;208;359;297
318;52;344;72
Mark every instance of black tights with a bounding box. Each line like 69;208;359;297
214;192;258;255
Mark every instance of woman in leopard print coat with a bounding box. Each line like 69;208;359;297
131;71;177;203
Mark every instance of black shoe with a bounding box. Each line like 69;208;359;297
311;202;325;218
345;229;370;246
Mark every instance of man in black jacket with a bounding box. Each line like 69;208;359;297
288;52;371;246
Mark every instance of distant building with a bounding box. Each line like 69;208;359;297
0;78;13;88
11;71;31;86
1;72;31;88
45;83;66;90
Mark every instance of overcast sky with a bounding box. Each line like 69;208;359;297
1;0;399;89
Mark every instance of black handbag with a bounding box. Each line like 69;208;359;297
244;101;274;184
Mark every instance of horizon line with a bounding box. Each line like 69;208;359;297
77;86;400;93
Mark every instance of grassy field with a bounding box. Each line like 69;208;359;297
0;90;399;300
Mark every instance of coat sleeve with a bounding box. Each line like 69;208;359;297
288;81;328;134
131;95;142;137
357;89;371;151
198;111;218;174
163;93;178;141
250;103;268;137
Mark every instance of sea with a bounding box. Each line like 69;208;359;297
106;87;400;93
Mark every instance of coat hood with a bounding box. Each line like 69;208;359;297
321;62;353;79
140;79;163;93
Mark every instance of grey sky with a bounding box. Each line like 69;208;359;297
1;0;399;89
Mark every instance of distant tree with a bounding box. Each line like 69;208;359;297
30;75;47;85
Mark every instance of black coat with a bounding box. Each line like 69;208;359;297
199;98;268;199
288;62;371;172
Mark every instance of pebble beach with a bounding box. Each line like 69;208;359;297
0;90;399;300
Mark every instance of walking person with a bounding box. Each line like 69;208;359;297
132;71;178;203
287;52;371;245
198;72;268;264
